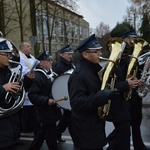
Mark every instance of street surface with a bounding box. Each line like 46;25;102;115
15;94;150;150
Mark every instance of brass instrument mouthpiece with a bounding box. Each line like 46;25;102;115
99;57;110;61
99;57;115;64
8;60;20;64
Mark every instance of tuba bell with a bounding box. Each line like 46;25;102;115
98;37;126;118
0;36;25;118
124;38;149;101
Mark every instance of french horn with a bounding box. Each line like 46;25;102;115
0;36;25;118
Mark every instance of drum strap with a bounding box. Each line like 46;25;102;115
35;69;55;81
72;63;76;69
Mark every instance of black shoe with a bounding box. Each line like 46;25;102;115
57;138;66;142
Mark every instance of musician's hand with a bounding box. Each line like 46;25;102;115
108;90;121;99
127;77;139;88
48;99;56;106
137;79;144;87
26;71;35;79
104;88;120;99
3;82;20;93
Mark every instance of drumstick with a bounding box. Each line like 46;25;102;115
55;96;68;103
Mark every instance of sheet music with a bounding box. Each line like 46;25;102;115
29;60;40;72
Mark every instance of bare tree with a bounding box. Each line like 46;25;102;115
95;22;110;38
124;0;150;34
1;0;32;43
94;22;111;57
0;0;5;35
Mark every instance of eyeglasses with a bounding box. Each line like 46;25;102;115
0;53;12;58
44;59;52;62
86;50;101;54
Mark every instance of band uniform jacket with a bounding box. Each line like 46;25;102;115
53;56;75;75
0;67;21;148
105;57;131;122
28;67;62;124
68;57;114;149
123;55;143;124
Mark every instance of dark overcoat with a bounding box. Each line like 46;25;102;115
105;57;131;122
0;67;21;149
68;57;113;149
53;56;74;75
28;68;62;124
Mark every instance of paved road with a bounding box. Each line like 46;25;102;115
16;106;150;150
11;94;150;150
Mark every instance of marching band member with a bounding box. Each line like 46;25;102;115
53;45;75;143
107;28;149;150
19;42;39;135
0;38;21;150
68;34;120;150
28;51;62;150
122;30;150;150
0;36;31;149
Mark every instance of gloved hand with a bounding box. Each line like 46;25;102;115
104;88;120;99
108;90;121;99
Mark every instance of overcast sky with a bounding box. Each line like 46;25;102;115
76;0;130;30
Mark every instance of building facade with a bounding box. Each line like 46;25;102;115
2;0;89;59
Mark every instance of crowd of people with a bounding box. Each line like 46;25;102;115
0;26;150;150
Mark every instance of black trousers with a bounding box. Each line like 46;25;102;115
28;123;58;150
21;106;39;134
57;109;75;142
57;109;68;139
107;121;130;150
129;95;146;150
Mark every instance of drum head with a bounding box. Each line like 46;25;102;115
52;74;71;110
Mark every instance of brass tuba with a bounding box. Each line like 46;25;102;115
124;38;149;101
98;37;126;118
0;36;25;118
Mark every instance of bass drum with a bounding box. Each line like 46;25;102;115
52;73;71;110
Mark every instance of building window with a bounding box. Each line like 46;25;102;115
44;43;49;51
70;22;74;42
58;18;63;36
80;26;82;39
52;44;57;53
51;17;56;35
74;24;78;42
58;18;63;42
42;12;48;40
36;10;41;40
